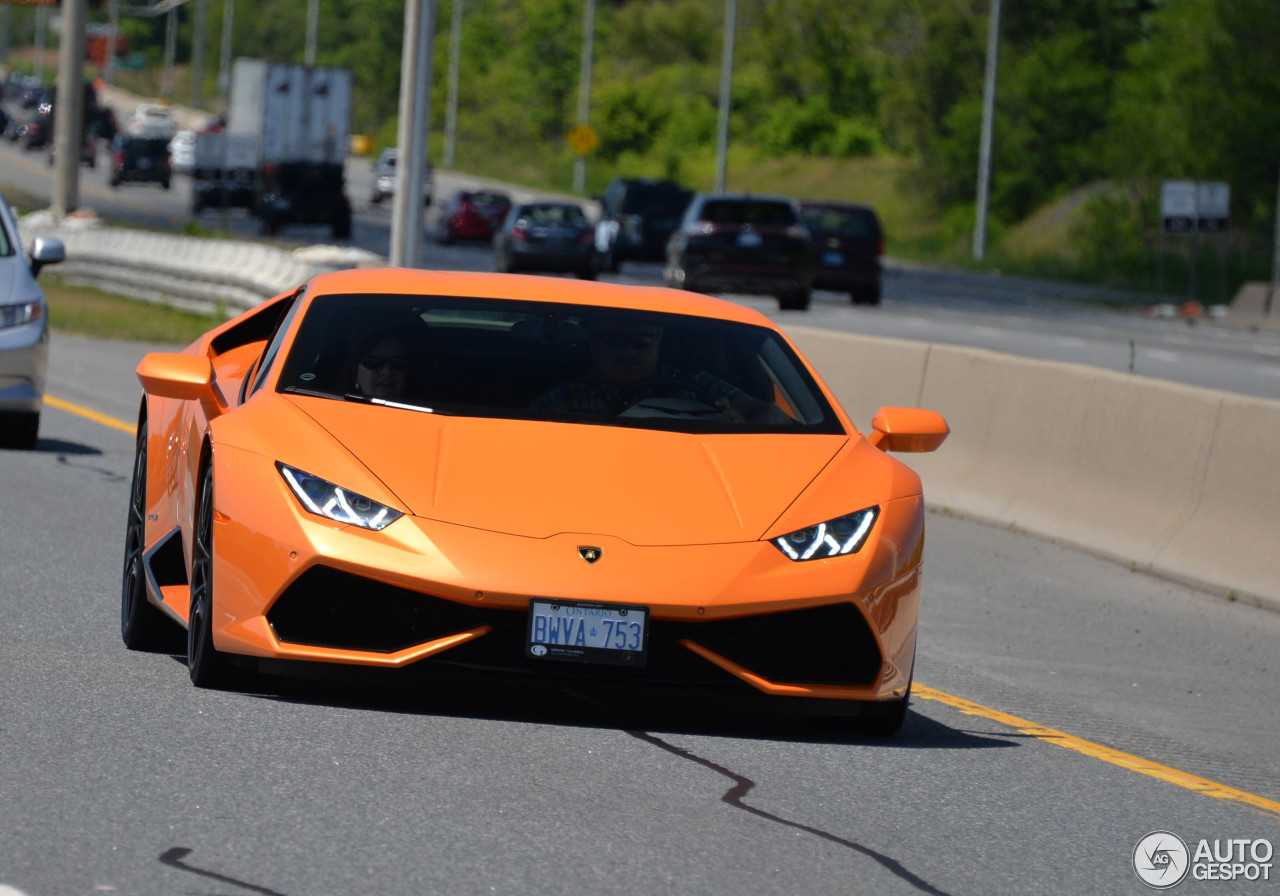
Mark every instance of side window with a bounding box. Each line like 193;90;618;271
246;289;305;399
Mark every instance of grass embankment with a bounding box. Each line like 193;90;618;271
43;278;224;344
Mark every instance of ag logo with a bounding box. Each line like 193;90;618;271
1133;831;1190;889
578;546;602;564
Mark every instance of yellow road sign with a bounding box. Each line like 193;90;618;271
567;123;599;156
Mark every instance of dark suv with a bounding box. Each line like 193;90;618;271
596;177;693;270
110;135;171;189
797;200;884;305
665;193;814;310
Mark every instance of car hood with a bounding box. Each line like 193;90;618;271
291;399;850;545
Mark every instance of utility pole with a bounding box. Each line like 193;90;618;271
218;0;234;105
52;0;88;219
105;0;120;84
443;0;461;168
973;0;1001;263
35;4;47;83
163;7;177;99
390;0;435;267
305;0;318;66
572;0;595;195
191;0;207;108
1268;162;1280;316
714;0;736;192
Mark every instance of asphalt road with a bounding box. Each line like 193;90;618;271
0;334;1277;896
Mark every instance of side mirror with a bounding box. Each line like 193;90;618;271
136;352;227;419
28;235;65;279
867;406;948;453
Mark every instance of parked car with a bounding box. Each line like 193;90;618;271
665;193;814;310
595;177;693;270
369;147;433;206
436;189;512;244
797;200;885;305
493;201;597;278
109;134;171;189
168;130;196;175
122;268;947;737
0;191;65;450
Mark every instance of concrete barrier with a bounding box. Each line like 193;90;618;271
787;325;1280;611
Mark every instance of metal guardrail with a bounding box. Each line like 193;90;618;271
17;211;384;316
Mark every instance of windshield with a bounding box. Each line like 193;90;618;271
800;205;881;239
277;294;843;434
622;189;692;217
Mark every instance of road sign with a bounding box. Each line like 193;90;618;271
567;123;599;156
1162;180;1230;233
1196;181;1230;232
1161;181;1196;233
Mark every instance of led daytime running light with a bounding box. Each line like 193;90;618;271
277;463;403;531
772;507;879;561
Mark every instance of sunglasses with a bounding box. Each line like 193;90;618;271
594;332;659;350
359;355;409;373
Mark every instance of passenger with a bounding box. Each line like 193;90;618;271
530;316;790;424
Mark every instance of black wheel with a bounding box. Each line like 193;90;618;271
777;288;812;311
851;284;881;306
332;208;352;240
859;677;911;737
576;266;597;281
188;461;232;688
122;421;170;650
0;411;38;450
810;677;911;739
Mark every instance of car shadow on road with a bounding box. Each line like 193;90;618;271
233;663;1017;752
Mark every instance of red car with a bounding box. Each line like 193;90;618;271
437;189;513;244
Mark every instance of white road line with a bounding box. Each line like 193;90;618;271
1143;349;1180;363
973;326;1005;338
1255;366;1280;378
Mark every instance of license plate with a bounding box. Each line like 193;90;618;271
526;599;648;666
821;250;845;267
738;231;763;247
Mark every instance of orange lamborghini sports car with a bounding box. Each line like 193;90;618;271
122;268;946;734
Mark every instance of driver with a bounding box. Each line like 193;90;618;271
530;316;788;423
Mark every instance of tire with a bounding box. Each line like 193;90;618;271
0;411;38;450
859;677;911;737
110;173;121;188
777;288;812;311
332;207;352;240
161;178;171;190
121;421;171;650
188;462;233;688
810;671;912;739
576;266;597;281
851;284;881;306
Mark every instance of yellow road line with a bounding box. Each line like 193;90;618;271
44;395;135;435
914;683;1280;818
44;396;1280;819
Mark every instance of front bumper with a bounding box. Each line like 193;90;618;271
0;318;48;414
173;446;923;705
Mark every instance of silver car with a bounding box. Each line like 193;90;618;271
369;147;433;206
0;194;65;450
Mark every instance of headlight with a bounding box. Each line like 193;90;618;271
0;300;44;330
277;463;403;531
772;507;879;561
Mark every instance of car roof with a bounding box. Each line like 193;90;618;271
301;268;780;329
